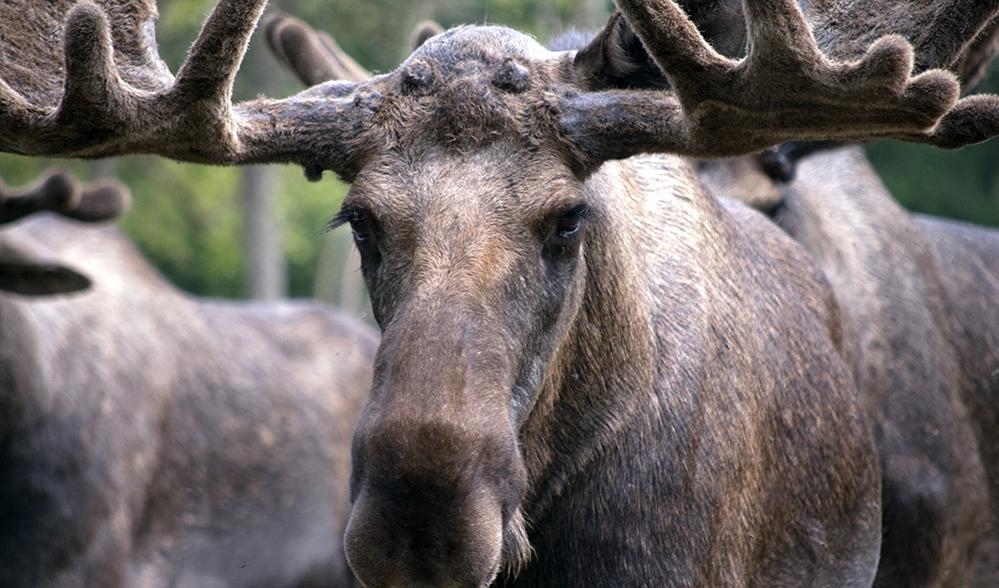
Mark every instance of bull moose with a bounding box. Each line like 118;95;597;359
270;7;999;588
3;0;999;586
0;170;377;587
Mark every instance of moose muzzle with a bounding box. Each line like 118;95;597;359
344;316;528;588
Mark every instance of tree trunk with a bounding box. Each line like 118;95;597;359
239;35;286;300
241;165;286;300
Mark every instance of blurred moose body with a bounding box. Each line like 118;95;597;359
753;149;998;588
0;175;377;587
767;154;999;588
4;0;999;586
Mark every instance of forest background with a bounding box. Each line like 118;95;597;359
1;0;996;318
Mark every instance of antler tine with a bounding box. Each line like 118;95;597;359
0;0;369;178
611;0;732;99
0;171;131;224
264;13;369;85
629;0;957;120
797;0;999;148
317;31;371;82
174;0;267;104
806;0;999;68
57;4;130;131
955;15;999;91
895;93;999;149
62;179;133;223
411;20;445;51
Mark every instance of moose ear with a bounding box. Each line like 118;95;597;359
573;11;671;91
0;243;91;296
574;4;746;91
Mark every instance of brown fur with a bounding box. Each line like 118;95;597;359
761;149;992;588
0;210;377;587
571;12;999;583
4;2;999;586
263;13;888;586
914;215;999;588
342;143;880;587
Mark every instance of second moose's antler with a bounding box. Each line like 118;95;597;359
0;171;130;224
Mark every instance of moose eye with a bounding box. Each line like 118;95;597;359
555;204;589;239
351;223;371;244
543;203;589;261
328;206;378;249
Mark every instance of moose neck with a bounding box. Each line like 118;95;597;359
518;159;666;519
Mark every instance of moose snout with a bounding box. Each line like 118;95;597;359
345;415;524;588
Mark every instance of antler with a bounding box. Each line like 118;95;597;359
956;15;999;90
806;1;999;69
0;0;368;177
2;0;997;180
264;14;443;85
0;170;131;224
0;172;79;224
264;12;370;85
410;20;445;51
563;0;999;168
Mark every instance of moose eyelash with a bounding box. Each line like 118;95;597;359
563;202;590;220
326;207;361;232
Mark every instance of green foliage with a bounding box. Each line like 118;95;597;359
866;67;999;228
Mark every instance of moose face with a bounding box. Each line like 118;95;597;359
338;26;592;587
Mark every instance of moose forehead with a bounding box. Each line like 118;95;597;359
413;25;560;68
353;25;572;154
347;146;582;229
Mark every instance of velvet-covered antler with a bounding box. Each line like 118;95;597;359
563;0;997;170
0;170;131;224
2;0;998;179
264;11;370;85
0;0;367;177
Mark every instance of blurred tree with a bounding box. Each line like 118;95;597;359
239;21;287;300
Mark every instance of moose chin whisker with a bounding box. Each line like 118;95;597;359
501;506;534;579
